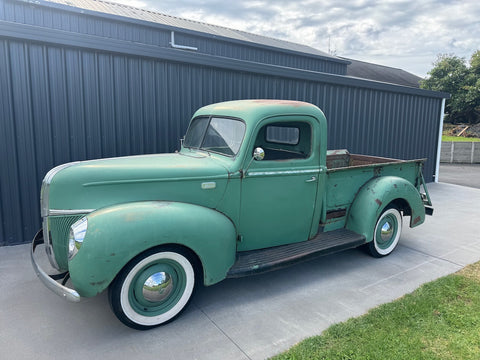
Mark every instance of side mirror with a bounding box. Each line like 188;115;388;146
253;147;265;161
243;147;265;177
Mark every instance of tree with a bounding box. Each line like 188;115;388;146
421;51;480;124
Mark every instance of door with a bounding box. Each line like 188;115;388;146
238;117;321;251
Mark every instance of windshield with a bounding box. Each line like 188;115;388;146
184;117;246;156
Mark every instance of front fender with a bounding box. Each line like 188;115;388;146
346;176;425;242
68;201;237;297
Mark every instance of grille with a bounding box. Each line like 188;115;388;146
48;215;85;270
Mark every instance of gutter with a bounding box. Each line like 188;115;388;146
170;31;198;51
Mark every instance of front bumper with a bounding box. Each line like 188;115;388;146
31;230;81;302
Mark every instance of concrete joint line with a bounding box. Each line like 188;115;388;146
359;246;463;293
193;303;253;360
400;245;465;268
358;258;444;293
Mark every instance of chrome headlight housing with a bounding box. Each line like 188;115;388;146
68;217;88;260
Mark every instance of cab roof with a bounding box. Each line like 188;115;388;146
192;100;326;126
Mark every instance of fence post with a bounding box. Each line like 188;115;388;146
450;142;454;164
472;142;475;164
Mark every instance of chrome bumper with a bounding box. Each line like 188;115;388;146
31;230;81;302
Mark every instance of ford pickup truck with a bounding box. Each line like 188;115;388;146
31;99;433;329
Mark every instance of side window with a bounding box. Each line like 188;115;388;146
254;121;311;161
266;126;299;145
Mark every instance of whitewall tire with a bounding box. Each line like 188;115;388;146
109;247;196;330
367;206;402;258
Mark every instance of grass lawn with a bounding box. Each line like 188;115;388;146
271;262;480;360
442;135;480;142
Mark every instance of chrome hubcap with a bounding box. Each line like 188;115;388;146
380;222;393;242
142;272;174;303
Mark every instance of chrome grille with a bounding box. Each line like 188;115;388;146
45;215;85;270
40;161;80;269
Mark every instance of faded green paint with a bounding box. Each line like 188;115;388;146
49;153;230;211
48;153;230;268
38;99;430;300
322;159;423;232
346;176;426;242
237;115;324;250
68;202;237;297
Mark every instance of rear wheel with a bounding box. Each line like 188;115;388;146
367;206;402;258
108;247;196;330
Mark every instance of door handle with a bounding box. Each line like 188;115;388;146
305;176;317;183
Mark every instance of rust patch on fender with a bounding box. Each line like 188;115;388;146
90;280;107;286
374;167;382;177
413;216;422;225
375;199;383;207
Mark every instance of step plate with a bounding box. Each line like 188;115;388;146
227;229;366;278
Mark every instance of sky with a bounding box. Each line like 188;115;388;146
111;0;479;78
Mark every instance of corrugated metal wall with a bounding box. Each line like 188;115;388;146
0;1;446;246
0;0;347;75
174;32;348;74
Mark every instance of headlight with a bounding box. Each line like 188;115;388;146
68;217;88;260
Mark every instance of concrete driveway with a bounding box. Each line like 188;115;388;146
439;163;480;189
1;181;480;360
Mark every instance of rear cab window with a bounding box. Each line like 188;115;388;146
254;121;312;160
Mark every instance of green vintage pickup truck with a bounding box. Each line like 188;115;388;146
32;99;433;329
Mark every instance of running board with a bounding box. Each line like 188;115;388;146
227;228;366;278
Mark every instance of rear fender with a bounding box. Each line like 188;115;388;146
68;201;237;297
346;176;425;242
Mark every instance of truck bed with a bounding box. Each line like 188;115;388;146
326;149;406;170
322;149;425;231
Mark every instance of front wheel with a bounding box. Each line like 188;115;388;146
367;206;402;258
108;247;197;330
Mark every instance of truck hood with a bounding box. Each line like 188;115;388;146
47;153;230;213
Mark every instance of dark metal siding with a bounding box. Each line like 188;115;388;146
0;2;446;246
1;0;170;45
0;0;347;75
27;0;347;64
174;33;347;75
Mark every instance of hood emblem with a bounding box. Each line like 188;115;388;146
201;182;216;190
